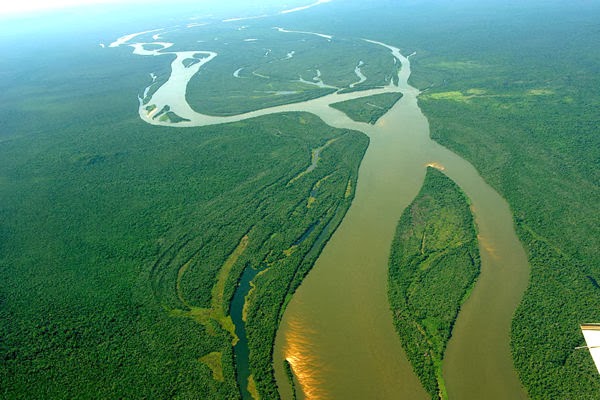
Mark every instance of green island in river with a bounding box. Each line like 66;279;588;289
388;167;480;399
329;92;403;124
0;1;598;399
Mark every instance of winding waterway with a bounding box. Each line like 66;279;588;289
111;27;529;400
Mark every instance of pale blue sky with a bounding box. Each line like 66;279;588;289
0;0;134;15
0;0;333;16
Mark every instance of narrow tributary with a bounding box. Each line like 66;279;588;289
112;28;529;400
230;265;259;399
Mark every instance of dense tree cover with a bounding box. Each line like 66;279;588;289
292;1;600;396
329;92;403;124
388;168;480;399
283;360;297;400
183;26;397;116
410;7;600;397
244;129;366;398
3;1;599;398
0;24;368;399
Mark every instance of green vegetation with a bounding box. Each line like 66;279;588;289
0;24;368;399
3;1;599;399
341;2;600;398
329;92;403;124
388;167;480;399
283;360;297;400
243;124;366;398
0;107;366;399
152;105;191;123
302;1;600;396
183;27;397;116
410;9;600;398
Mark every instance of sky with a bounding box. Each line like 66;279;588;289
2;0;182;15
0;0;121;15
0;0;331;16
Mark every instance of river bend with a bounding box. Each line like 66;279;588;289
110;27;529;400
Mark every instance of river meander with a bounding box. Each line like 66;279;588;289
111;27;529;400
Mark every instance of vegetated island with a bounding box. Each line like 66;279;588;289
410;5;600;395
388;167;480;399
329;92;403;124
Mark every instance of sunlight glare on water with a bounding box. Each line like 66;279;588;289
283;317;328;400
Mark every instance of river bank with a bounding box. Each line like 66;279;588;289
111;27;529;400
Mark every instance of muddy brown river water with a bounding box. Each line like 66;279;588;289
112;29;529;400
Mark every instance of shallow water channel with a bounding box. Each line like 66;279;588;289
114;30;529;400
230;265;259;399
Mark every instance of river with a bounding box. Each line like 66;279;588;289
111;28;529;400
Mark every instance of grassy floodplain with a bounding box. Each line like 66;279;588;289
388;167;480;399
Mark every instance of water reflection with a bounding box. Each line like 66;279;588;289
110;23;528;400
425;161;446;171
282;316;328;400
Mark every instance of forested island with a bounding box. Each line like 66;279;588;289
389;167;480;399
330;92;403;124
0;0;598;399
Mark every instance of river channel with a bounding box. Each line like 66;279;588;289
112;28;529;400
